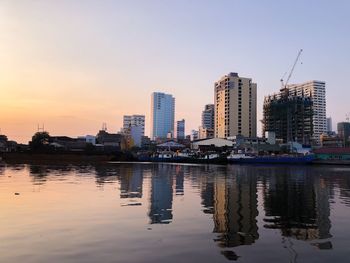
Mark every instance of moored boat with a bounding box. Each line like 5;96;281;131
227;152;314;164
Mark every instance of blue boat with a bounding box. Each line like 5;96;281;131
227;153;314;164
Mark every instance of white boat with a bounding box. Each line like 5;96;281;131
227;152;254;160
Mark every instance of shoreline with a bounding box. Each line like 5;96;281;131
1;152;350;166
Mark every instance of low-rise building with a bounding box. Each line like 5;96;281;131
320;134;343;148
199;127;214;140
191;138;234;151
96;130;123;151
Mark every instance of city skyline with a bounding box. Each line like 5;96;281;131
1;0;350;143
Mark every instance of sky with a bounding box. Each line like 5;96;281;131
1;0;350;143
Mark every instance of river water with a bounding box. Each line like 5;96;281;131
1;162;350;262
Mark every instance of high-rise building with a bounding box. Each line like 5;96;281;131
263;88;313;145
337;122;350;146
287;81;326;145
151;92;175;140
123;115;145;136
202;104;215;129
326;117;332;133
176;119;185;140
122;115;145;147
214;72;257;138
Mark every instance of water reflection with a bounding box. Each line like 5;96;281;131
261;167;332;245
201;167;259;249
148;164;174;224
119;166;143;199
3;163;350;262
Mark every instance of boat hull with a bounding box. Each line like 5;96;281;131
228;155;314;164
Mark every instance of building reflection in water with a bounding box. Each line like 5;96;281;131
175;165;184;196
201;166;259;250
261;167;332;248
119;165;143;199
148;164;174;224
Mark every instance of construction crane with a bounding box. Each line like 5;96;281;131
280;49;303;91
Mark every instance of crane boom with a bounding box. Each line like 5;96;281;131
281;49;303;90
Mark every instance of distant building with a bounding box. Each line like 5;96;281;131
176;119;185;140
96;130;123;150
78;135;96;145
287;81;326;145
151;92;175;140
123;115;145;136
337;122;350;146
0;135;16;152
202;104;215;129
51;136;87;152
214;72;257;138
326;117;332;133
130;126;143;147
263;88;313;145
190;130;199;141
199;127;214;140
122;115;145;147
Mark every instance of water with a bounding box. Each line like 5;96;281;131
1;162;350;263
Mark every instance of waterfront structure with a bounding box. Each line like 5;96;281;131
191;138;234;151
287;81;326;145
263;88;313;145
214;72;257;138
176;119;185;140
151;92;175;140
202;104;215;129
327;117;332;133
337;122;350;146
314;147;350;163
320;134;343;148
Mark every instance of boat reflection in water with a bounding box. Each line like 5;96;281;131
2;163;349;262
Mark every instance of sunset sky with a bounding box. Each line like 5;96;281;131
1;0;350;143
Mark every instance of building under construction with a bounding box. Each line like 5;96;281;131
263;88;313;145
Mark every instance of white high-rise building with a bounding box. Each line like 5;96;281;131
123;115;145;136
151;92;175;140
122;115;145;147
287;81;326;145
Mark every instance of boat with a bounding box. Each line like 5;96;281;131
227;152;314;164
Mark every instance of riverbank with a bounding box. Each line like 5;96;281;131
2;152;350;165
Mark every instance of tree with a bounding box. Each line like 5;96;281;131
29;132;50;152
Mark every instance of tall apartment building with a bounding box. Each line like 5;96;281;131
214;72;257;138
122;115;145;147
287;81;326;145
176;119;185;140
202;104;215;129
263;88;313;145
151;92;175;140
123;115;145;135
